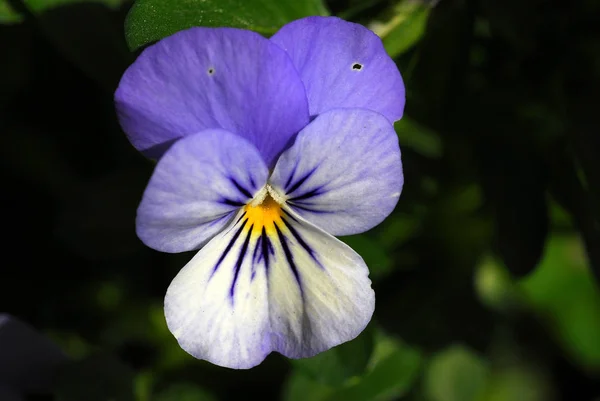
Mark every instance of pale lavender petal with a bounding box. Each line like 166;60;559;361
165;206;373;369
115;27;309;166
270;109;403;236
137;129;268;253
271;16;405;122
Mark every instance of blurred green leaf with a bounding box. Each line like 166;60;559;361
377;214;421;249
0;1;23;23
481;366;551;401
291;327;374;386
153;382;217;401
395;117;442;158
99;300;196;372
424;345;488;401
545;140;600;283
436;185;483;218
23;0;127;12
56;353;135;401
125;0;329;51
327;336;422;401
284;330;422;401
95;281;123;311
474;255;523;312
375;2;430;58
548;198;573;229
341;235;393;280
134;370;153;401
519;235;600;369
283;371;333;401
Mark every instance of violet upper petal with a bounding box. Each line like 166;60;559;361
270;108;403;236
271;16;405;123
136;129;269;253
115;27;310;166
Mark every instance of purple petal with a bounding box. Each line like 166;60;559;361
137;129;268;253
271;16;405;122
115;27;310;166
270;109;403;236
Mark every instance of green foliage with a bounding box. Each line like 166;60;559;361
124;0;329;50
424;346;488;401
395;117;442;159
23;0;127;12
283;372;333;401
480;366;551;401
284;330;422;401
291;326;375;386
341;235;394;280
520;235;600;369
330;340;421;401
376;1;431;58
0;0;23;23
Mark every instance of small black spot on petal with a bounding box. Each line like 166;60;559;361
208;67;215;75
352;63;363;70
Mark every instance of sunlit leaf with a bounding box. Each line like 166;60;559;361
125;0;329;51
519;235;600;369
372;2;430;58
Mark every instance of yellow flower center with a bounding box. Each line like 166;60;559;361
244;194;283;236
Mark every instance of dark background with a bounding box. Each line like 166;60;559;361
1;0;600;400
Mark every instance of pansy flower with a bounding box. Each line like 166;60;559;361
115;16;405;369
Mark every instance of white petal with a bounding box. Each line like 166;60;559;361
164;203;374;369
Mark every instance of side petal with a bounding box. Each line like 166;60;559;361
115;27;310;166
137;130;268;253
270;16;405;122
269;109;403;236
165;205;374;369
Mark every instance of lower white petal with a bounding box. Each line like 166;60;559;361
164;199;374;369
